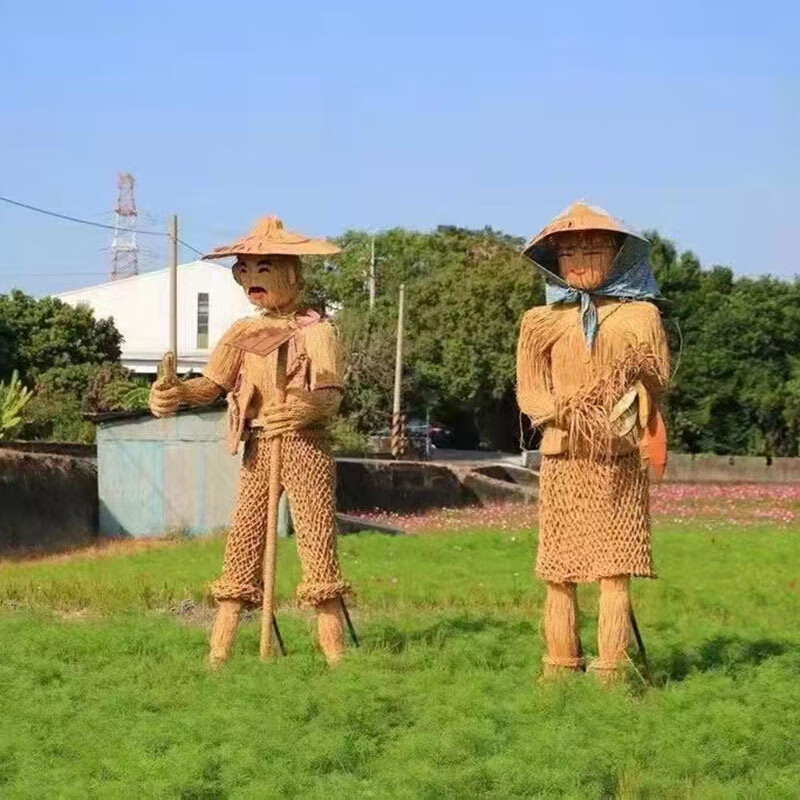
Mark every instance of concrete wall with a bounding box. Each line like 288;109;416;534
522;449;800;484
0;450;97;552
336;458;471;512
662;453;800;484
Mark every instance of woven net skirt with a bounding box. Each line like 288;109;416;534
536;451;655;584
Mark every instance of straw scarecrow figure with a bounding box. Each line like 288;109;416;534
516;202;670;681
149;216;352;666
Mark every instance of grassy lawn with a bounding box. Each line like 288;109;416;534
2;521;800;798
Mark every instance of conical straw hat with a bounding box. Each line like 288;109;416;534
203;215;341;259
522;201;645;266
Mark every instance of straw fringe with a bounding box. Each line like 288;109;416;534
563;343;666;460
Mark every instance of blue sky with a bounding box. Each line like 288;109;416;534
1;0;798;295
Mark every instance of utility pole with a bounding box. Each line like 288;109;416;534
169;214;178;361
368;234;376;310
391;283;407;458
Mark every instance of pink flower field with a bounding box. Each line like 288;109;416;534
353;483;800;534
650;483;800;527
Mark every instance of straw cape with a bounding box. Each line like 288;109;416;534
203;215;341;259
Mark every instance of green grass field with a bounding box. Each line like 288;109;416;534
2;522;800;799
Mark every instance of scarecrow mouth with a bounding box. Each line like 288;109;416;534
248;287;267;296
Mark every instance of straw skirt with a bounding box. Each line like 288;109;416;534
536;452;655;583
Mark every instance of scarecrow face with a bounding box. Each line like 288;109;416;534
553;230;619;291
232;254;301;311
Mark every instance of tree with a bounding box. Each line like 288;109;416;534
305;226;542;448
648;231;800;456
0;290;122;384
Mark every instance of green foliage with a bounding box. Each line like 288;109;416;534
18;390;95;444
0;291;129;443
306;226;542;448
328;415;370;454
2;525;800;796
83;364;150;413
309;225;800;455
0;290;122;383
0;371;32;440
16;363;150;443
648;231;800;455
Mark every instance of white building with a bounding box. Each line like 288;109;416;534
55;261;256;375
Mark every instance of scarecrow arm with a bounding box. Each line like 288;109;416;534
258;387;342;438
149;376;224;418
632;304;671;405
516;311;561;427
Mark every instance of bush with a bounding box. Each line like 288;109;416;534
329;416;369;454
18;389;95;444
16;363;151;443
84;364;150;413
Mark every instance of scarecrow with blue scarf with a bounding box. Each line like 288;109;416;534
516;202;670;680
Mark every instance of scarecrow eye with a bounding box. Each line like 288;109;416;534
257;260;271;273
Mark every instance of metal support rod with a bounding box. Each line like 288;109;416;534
339;596;360;647
169;214;178;359
271;614;287;656
629;606;654;686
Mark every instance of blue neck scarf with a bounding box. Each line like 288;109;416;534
535;235;660;348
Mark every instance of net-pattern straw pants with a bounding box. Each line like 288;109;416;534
210;429;351;608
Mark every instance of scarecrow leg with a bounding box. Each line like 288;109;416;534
208;599;243;668
591;575;631;683
316;598;346;665
207;437;274;666
542;581;583;677
281;430;351;665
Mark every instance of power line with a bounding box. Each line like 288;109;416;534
178;238;205;257
0;194;167;236
0;193;208;258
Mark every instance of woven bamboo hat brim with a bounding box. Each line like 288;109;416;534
203;216;341;259
522;202;646;267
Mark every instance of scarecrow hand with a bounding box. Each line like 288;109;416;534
149;352;184;417
259;388;341;438
609;381;649;438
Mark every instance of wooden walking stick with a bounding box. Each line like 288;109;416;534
260;340;290;659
